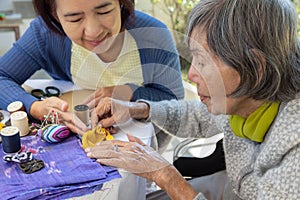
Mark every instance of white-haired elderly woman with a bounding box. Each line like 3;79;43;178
86;0;300;199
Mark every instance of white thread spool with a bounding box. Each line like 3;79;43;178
7;101;25;114
10;111;29;137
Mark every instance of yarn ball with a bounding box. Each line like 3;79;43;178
41;124;71;143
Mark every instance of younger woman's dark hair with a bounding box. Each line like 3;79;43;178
32;0;135;35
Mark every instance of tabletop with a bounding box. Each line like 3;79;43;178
1;81;155;199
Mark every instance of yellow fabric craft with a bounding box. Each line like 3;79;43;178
229;101;280;143
82;126;114;149
0;123;5;131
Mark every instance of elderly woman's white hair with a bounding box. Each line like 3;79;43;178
186;0;300;102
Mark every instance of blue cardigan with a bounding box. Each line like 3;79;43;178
0;11;184;114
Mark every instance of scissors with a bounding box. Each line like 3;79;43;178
31;86;61;100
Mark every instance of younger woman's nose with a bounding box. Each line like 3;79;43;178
84;17;103;38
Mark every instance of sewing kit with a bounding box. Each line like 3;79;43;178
1;100;113;175
1;101;72;174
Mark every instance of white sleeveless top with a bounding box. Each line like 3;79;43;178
70;31;143;90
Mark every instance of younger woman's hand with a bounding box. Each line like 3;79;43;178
81;85;133;109
30;97;88;135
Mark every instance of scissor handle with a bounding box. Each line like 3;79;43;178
45;86;60;97
31;89;46;99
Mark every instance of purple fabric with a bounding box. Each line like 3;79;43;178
0;135;121;199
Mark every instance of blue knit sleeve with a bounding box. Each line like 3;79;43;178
126;11;184;101
0;17;72;114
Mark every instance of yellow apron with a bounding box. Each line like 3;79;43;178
71;31;143;90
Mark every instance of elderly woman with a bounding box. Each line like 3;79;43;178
86;0;300;199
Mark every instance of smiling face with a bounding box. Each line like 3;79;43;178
55;0;122;56
188;26;263;117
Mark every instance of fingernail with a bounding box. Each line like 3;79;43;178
87;152;92;157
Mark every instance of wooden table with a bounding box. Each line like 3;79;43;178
0;19;23;41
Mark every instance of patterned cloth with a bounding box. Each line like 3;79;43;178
0;135;121;200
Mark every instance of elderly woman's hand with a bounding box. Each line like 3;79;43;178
86;134;198;199
85;134;171;180
90;97;150;129
30;97;88;135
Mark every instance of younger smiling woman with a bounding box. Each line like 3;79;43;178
0;0;184;134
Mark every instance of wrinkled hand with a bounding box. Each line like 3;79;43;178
30;97;88;135
86;134;171;180
90;97;132;129
90;97;149;129
81;85;133;109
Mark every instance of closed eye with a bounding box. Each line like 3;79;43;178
98;10;112;15
69;18;82;23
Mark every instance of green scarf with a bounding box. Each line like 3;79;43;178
229;101;280;142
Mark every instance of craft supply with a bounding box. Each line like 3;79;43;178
0;110;10;126
7;101;25;114
31;108;71;143
82;126;113;149
40;124;71;143
10;111;29;137
1;126;21;154
0;110;9;134
18;159;44;174
40;109;59;127
31;86;61;100
0;112;3;121
3;151;33;163
74;104;90;126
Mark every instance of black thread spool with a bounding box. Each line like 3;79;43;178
1;126;21;154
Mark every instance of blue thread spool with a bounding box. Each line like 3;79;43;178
1;126;21;154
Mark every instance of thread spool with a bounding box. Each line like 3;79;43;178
74;105;90;126
7;101;25;114
10;111;29;137
1;126;21;154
